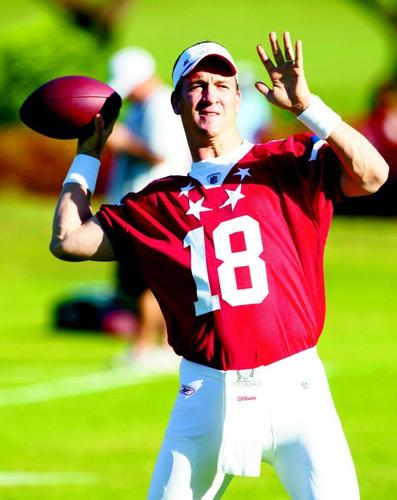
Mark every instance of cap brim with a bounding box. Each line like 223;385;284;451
180;54;237;80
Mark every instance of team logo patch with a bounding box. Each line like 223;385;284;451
179;384;196;396
207;173;221;185
232;369;261;387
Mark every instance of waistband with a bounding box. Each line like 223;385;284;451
180;347;320;381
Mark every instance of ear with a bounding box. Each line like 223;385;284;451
171;91;181;115
235;88;241;113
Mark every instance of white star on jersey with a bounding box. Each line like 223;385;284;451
219;184;245;211
179;182;195;197
233;167;251;181
186;197;213;220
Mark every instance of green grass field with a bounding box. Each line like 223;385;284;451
0;191;396;499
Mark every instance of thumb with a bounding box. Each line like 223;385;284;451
255;82;272;102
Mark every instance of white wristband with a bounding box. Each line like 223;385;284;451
63;154;100;194
297;95;342;140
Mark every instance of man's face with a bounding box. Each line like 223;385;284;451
173;57;240;140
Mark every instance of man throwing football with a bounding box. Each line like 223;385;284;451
50;32;388;499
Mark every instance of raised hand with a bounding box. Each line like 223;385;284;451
255;32;312;115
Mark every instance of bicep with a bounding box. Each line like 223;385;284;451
82;216;115;261
52;215;115;261
327;121;389;197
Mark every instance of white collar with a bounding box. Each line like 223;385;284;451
189;140;253;188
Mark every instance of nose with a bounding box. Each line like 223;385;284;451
202;83;218;103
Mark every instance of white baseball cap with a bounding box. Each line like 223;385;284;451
172;42;238;88
108;47;156;98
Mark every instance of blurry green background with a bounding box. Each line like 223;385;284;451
0;0;396;499
0;0;395;123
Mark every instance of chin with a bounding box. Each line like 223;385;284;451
197;116;223;134
198;128;222;139
198;123;222;137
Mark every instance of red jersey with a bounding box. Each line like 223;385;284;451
97;133;342;370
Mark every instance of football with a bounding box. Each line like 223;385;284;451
19;75;122;139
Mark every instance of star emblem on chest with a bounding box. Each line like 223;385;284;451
179;182;195;197
219;184;245;211
233;167;251;181
186;197;213;220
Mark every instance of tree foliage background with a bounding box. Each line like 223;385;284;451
0;0;132;125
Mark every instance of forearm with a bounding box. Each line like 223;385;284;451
50;143;114;261
297;96;389;196
50;183;93;260
50;180;114;262
327;121;389;196
50;115;115;261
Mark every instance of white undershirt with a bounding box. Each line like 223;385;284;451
189;140;253;188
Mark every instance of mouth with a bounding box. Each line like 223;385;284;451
198;110;220;116
196;103;220;115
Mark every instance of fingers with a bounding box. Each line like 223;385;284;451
295;39;303;69
77;114;110;157
258;31;302;67
95;113;116;139
106;116;118;135
257;44;275;72
283;32;295;62
255;81;271;98
269;32;285;65
94;114;105;133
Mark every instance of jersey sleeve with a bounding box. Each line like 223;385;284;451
260;132;345;222
307;134;345;202
305;134;346;222
96;196;139;262
96;177;183;261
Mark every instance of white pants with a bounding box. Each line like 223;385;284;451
148;348;359;499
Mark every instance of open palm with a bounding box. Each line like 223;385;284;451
255;32;312;115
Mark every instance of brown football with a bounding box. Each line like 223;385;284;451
19;75;122;139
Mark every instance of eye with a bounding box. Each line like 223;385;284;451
189;82;204;90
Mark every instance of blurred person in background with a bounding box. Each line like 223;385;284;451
336;80;397;215
359;80;397;214
106;47;190;370
236;60;272;143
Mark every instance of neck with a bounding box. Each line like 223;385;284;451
188;128;243;161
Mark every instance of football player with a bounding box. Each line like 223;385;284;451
50;32;388;499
